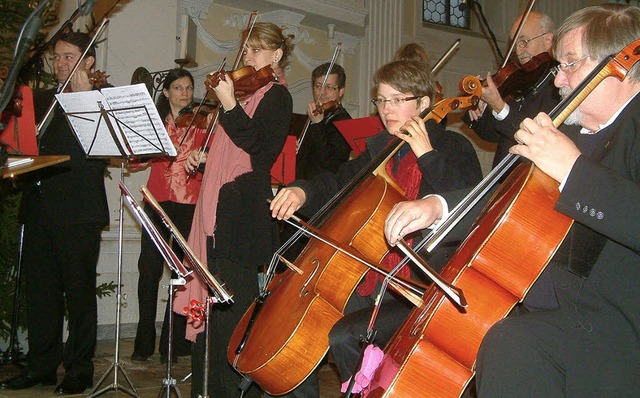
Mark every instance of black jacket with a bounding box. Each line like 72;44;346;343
293;118;483;218
211;84;293;267
19;88;109;227
295;104;352;180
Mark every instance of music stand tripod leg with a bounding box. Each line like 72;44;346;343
158;278;184;398
88;162;140;398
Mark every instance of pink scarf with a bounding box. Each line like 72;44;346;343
174;68;287;341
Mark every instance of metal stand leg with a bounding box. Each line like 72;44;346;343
157;278;184;398
201;297;212;398
1;224;26;366
88;163;140;398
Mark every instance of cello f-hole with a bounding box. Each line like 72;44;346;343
300;259;320;297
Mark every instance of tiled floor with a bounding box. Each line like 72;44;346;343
0;338;342;397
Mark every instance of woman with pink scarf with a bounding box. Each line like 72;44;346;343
180;22;293;397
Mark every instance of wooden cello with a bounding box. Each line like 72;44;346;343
226;76;482;396
364;39;640;398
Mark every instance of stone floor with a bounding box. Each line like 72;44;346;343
0;338;342;397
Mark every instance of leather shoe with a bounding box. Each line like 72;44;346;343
54;376;92;395
130;352;150;363
0;372;57;390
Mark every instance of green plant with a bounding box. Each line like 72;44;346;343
0;190;22;341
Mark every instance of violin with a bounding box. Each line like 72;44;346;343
490;52;553;99
204;65;277;100
312;100;339;116
175;104;218;129
62;69;110;93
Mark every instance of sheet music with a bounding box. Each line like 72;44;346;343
55;84;176;158
101;84;176;156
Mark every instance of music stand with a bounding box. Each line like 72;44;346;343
55;84;177;398
333;115;385;156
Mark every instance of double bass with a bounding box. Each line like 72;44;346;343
227;76;482;396
363;39;640;398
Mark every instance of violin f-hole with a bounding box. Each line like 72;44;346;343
299;259;320;297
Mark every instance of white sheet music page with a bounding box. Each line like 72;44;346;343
101;84;176;156
55;84;176;158
55;90;123;156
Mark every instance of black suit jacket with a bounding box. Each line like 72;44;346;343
443;93;640;395
19;88;109;227
471;68;562;167
295;105;352;180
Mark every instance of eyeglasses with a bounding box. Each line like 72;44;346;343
555;55;590;75
515;32;548;49
371;96;421;108
313;83;340;93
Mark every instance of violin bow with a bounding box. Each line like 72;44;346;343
501;0;537;69
431;38;461;75
187;11;258;177
296;42;343;153
37;18;109;139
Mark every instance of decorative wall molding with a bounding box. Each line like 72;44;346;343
183;0;214;20
182;5;360;75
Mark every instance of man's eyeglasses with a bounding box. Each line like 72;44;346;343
371;96;421;108
313;83;340;93
515;32;548;49
555;55;590;75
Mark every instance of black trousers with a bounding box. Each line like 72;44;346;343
133;201;194;358
475;262;582;397
22;210;102;380
190;251;263;398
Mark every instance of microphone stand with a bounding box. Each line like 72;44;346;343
463;0;505;64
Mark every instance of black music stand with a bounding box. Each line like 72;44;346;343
56;84;176;398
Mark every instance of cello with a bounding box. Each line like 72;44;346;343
364;39;640;398
227;76;482;396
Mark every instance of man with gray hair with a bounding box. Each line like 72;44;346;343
467;11;562;167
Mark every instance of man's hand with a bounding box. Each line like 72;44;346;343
70;68;93;92
481;72;506;113
384;196;443;246
510;112;581;183
467;100;487;122
270;187;306;220
307;101;323;124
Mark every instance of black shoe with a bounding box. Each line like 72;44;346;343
130;352;150;363
54;375;92;395
0;371;57;390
